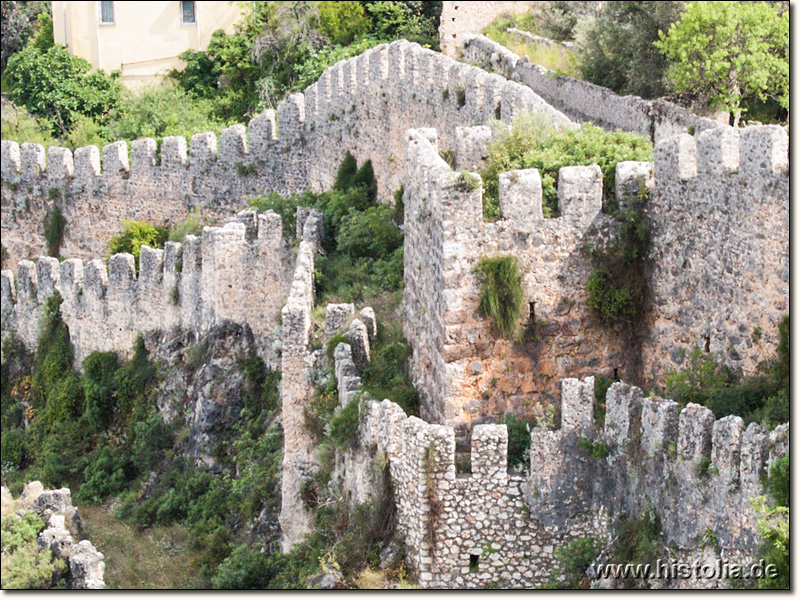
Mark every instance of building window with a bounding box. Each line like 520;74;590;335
100;1;114;24
181;1;196;24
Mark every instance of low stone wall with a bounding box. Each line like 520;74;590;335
331;335;788;588
459;33;723;142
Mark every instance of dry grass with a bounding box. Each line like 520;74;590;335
79;504;202;589
483;18;581;78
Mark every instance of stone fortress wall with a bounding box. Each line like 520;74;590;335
438;1;536;57
401;122;788;430
1;39;574;269
0;33;790;588
325;318;788;589
459;33;725;142
0;208;324;369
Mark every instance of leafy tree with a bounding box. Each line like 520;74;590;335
0;0;50;73
319;1;371;45
576;1;685;98
107;220;168;270
4;44;125;136
655;1;788;126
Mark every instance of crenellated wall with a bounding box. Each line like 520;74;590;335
1;115;307;269
1;39;574;269
331;331;788;588
459;33;724;142
642;125;789;381
402;122;788;430
0;208;322;370
403;127;624;428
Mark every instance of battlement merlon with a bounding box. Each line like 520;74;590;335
560;376;595;435
604;382;643;445
654;125;788;184
711;415;745;483
103;141;129;177
641;398;679;456
131;138;157;174
677;402;715;462
471;424;509;482
47;147;75;182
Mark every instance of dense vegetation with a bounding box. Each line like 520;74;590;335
481;113;653;220
663;315;789;429
483;1;788;124
2;2;441;151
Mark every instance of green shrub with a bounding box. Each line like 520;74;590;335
1;512;63;589
751;496;788;589
330;397;362;451
0;427;27;469
336;204;403;260
77;442;132;503
766;455;789;508
107;220;168;271
548;536;602;589
577;437;610;460
477;255;525;338
498;413;533;471
211;543;280;589
586;203;651;331
29;294;84;435
482;117;653;219
43;206;66;258
611;507;662;589
593;375;614;428
82;351;120;431
132;411;174;472
4;44;125;137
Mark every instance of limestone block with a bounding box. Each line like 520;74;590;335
47;147;75;181
677;403;715;462
711;415;744;484
471;424;508;481
768;423;789;465
36;257;60;303
69;540;105;589
30;488;73;521
102;141;129;176
346;318;371;372
558;165;602;226
325;303;354;342
277;93;305;140
248;109;277;156
739;125;788;176
604;382;643;444
697;126;739;175
740;422;768;490
499;168;543;229
359;307;377;339
257;210;283;250
74;146;101;179
560;376;594;435
220;124;248;163
190;132;218;164
654;133;697;182
615;161;653;209
641;398;678;457
21;142;46;177
455;126;492;171
131;138;157;173
1;140;21;177
38;524;74;558
161;136;188;168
